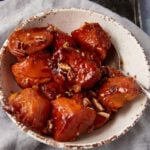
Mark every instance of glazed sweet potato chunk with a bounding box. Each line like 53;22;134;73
72;93;111;129
100;66;125;80
8;25;54;60
52;47;101;89
7;88;51;133
52;97;96;141
98;76;142;111
40;80;65;100
11;51;52;88
78;48;101;67
52;30;76;52
71;22;111;61
94;111;111;129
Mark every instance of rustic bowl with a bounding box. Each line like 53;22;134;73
0;8;150;149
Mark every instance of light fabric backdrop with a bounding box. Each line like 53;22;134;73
0;0;150;150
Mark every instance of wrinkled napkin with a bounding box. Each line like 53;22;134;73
0;0;150;150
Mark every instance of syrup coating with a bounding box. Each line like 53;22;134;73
98;76;141;111
52;97;96;141
11;51;52;88
71;22;111;61
51;47;101;89
8;25;54;60
7;88;51;133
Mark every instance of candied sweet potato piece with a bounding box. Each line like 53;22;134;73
52;47;101;89
71;92;111;129
8;25;54;60
52;30;76;52
71;92;87;105
71;22;111;61
40;80;65;100
7;88;51;133
11;51;52;88
98;76;142;111
52;97;96;141
98;66;125;87
101;66;125;78
78;48;101;67
94;111;111;129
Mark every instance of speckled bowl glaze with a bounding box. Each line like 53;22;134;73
0;8;150;149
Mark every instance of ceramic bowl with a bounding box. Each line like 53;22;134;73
0;8;150;149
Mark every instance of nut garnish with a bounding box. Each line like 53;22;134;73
46;25;55;32
97;112;110;119
34;36;46;42
89;90;97;97
72;85;81;93
47;120;53;130
81;52;85;57
63;42;70;48
67;70;75;81
76;49;80;53
56;94;62;99
83;97;91;107
58;62;71;71
22;78;30;86
65;91;73;97
92;98;104;111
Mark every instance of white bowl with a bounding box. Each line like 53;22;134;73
0;8;150;149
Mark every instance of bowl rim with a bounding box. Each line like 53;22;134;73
0;8;149;150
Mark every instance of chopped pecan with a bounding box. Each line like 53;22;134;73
92;98;104;111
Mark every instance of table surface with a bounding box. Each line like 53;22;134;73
0;0;149;35
90;0;150;35
140;0;150;35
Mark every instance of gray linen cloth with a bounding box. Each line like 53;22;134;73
0;0;150;150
